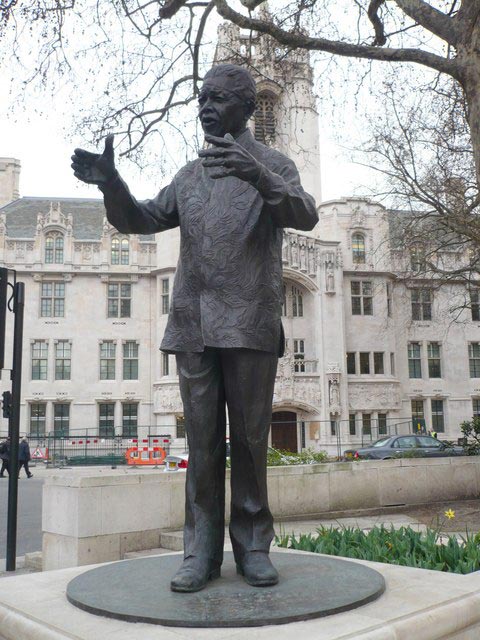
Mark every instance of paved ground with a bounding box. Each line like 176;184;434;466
0;473;43;559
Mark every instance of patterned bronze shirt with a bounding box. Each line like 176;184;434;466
101;129;318;354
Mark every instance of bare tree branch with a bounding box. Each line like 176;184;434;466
368;0;387;46
240;0;265;9
159;0;190;19
213;0;461;79
393;0;460;46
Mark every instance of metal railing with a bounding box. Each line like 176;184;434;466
0;417;429;466
25;430;177;468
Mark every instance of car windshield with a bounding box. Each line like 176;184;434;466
371;438;391;448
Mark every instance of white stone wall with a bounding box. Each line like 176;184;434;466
0;202;158;437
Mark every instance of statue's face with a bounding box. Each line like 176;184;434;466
198;76;249;137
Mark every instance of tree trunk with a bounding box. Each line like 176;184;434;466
459;10;480;190
463;55;480;189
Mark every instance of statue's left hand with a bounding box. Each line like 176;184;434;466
199;134;262;184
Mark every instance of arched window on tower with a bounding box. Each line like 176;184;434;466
254;93;276;144
352;233;366;264
45;232;64;264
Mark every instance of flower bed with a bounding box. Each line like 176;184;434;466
276;523;480;574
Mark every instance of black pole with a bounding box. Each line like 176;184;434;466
0;268;8;370
6;282;24;571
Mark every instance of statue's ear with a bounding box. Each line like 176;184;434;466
245;100;256;121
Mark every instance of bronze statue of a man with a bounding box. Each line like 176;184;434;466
72;64;318;592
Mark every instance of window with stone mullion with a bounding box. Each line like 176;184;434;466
374;352;384;374
107;283;131;318
378;413;388;435
411;400;425;428
352;233;366;264
351;280;373;316
100;341;116;380
162;352;169;377
469;343;480;378
122;403;138;437
99;403;115;437
123;341;139;380
349;413;357;435
473;399;480;417
471;290;480;321
41;282;65;317
359;352;370;374
362;413;372;436
32;341;48;380
55;340;71;380
161;278;170;315
54;403;70;436
427;342;441;378
346;352;356;374
411;289;432;321
30;403;46;437
431;399;445;432
293;339;305;372
45;233;64;264
292;287;303;317
408;342;422;378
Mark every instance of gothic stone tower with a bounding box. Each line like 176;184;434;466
0;158;21;207
214;11;322;205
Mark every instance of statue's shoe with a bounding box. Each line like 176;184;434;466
236;551;279;587
170;557;221;593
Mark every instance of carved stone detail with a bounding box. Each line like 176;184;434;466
327;374;341;416
36;202;73;232
282;231;321;279
274;347;321;409
350;206;366;229
348;383;401;410
154;383;183;413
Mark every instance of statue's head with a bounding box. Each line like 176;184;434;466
198;64;257;138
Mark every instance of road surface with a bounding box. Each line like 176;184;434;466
0;476;43;558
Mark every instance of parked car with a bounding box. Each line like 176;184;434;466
343;434;465;461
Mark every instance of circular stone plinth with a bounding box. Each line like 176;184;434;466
66;551;385;628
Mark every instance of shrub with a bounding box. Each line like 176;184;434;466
460;416;480;455
267;448;328;466
276;524;480;574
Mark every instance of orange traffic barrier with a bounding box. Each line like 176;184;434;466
125;446;166;466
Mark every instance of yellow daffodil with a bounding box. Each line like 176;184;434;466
444;509;455;520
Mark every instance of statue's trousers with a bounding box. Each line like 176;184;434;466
176;347;278;567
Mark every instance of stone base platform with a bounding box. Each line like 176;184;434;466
1;550;480;639
66;552;385;627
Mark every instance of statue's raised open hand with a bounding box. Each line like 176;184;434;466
71;134;116;185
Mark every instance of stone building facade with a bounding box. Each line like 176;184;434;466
1;20;479;453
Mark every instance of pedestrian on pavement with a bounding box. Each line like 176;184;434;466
0;436;10;477
18;437;33;478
